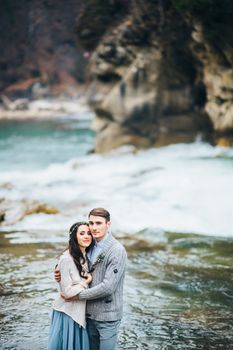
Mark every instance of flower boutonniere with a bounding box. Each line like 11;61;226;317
95;252;105;264
90;252;106;272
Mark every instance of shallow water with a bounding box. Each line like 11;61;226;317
1;229;233;350
0;116;233;349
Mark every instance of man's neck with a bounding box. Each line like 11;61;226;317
95;231;109;243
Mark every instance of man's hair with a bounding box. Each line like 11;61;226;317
88;207;110;222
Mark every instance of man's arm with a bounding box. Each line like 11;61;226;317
78;246;127;301
54;265;61;283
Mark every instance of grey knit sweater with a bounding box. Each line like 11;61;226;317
78;234;127;321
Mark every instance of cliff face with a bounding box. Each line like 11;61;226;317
1;0;233;151
0;0;87;97
79;0;233;151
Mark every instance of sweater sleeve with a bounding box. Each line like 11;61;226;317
59;257;88;298
78;246;127;301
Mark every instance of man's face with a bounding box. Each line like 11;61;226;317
88;215;111;242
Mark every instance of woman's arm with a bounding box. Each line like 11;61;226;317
59;257;90;298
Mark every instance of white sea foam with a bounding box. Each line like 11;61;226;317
1;142;233;238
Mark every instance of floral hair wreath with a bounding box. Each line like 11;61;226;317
69;222;89;236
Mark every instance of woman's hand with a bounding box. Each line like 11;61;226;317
85;273;92;284
61;293;79;301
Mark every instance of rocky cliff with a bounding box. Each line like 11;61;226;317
78;0;233;151
1;0;233;151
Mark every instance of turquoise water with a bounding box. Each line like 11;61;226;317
0;120;232;236
0;117;233;349
0;118;95;170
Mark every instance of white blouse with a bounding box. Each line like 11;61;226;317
52;250;89;328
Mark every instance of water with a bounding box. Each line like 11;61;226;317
0;117;94;170
1;136;233;237
1;230;233;349
0;115;233;349
121;231;233;350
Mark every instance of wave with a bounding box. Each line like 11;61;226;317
1;142;233;238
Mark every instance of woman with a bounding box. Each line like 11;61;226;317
48;222;93;350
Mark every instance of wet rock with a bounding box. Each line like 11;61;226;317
0;97;91;119
0;211;5;223
0;198;59;226
94;122;152;153
215;137;233;147
1;95;29;111
0;182;14;190
24;202;59;216
191;29;233;136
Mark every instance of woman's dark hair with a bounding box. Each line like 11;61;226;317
68;222;93;278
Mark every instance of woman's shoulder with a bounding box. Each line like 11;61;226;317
58;250;73;263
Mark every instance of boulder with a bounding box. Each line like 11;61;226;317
0;198;59;226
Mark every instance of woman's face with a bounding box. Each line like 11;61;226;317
76;224;92;250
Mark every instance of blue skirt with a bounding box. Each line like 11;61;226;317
48;310;89;350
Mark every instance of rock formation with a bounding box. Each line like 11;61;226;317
1;0;233;151
78;0;233;151
0;197;59;226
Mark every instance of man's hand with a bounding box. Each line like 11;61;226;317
60;293;80;302
54;266;61;283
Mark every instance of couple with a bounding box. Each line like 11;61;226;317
48;207;127;350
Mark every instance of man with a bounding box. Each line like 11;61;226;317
55;207;127;350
